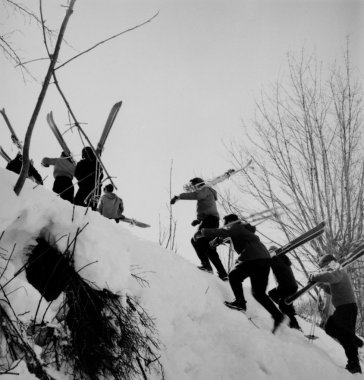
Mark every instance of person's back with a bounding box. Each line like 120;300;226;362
270;254;298;290
74;147;103;209
97;184;124;220
41;153;75;203
42;157;75;180
203;222;270;263
179;186;219;220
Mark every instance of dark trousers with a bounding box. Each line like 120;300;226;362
325;303;358;362
268;287;298;319
53;176;74;204
191;215;227;276
74;186;99;211
229;259;282;320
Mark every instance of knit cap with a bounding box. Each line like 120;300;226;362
318;254;336;268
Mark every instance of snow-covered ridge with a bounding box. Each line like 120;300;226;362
0;168;360;379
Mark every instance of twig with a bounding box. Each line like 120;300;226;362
55;12;160;70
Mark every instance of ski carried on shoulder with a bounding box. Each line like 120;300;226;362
221;204;290;229
272;221;326;256
96;101;122;156
46;112;75;164
0;146;11;163
204;159;253;187
183;159;253;192
284;241;364;305
117;216;150;228
0;108;22;150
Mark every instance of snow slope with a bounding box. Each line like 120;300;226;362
0;167;362;380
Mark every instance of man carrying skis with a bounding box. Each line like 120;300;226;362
197;213;285;333
309;254;362;374
97;184;125;223
170;177;228;281
74;147;103;210
268;246;301;330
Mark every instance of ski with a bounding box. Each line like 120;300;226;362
93;101;122;206
46;112;75;164
183;159;253;192
0;108;22;150
0;146;11;163
96;101;122;156
273;221;326;256
118;217;150;228
284;241;364;305
221;204;289;229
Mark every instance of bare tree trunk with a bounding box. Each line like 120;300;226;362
14;0;77;195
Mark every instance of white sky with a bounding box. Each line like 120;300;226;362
0;0;363;267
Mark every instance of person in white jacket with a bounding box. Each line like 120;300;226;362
97;184;124;222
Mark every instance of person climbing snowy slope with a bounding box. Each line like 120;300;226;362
170;177;228;281
197;213;285;334
268;245;301;331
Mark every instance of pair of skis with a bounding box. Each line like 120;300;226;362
284;241;364;305
46;101;122;163
183;159;253;192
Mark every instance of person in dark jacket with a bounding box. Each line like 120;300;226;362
6;153;43;185
41;152;75;203
198;213;285;334
268;246;301;330
309;254;362;374
170;177;228;281
97;184;125;222
74;147;103;210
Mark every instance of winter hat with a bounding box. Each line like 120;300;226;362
104;184;114;192
269;246;278;252
190;177;204;186
223;214;239;224
318;254;336;268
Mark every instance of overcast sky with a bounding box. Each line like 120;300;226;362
0;0;363;266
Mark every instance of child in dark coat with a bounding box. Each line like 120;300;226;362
268;246;301;330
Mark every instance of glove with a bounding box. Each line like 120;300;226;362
193;231;202;241
209;237;222;248
170;196;179;205
308;274;316;283
191;219;200;227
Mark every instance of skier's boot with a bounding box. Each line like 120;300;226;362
346;360;362;374
218;273;229;282
272;313;286;334
224;299;246;312
197;263;213;273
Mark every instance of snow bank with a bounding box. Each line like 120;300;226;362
0;168;361;379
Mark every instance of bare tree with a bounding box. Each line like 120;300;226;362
223;43;364;329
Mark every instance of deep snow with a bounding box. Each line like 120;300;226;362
0;168;362;380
